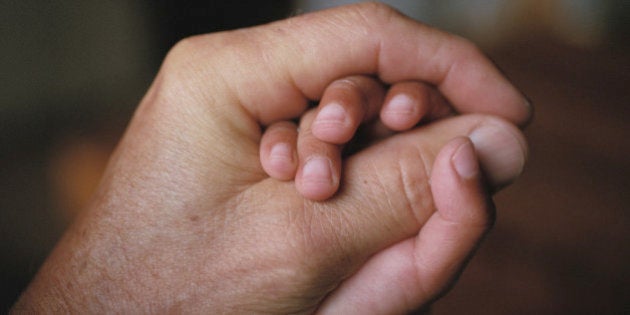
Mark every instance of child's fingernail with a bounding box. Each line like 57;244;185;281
269;143;293;165
302;156;333;185
386;94;415;116
315;103;346;127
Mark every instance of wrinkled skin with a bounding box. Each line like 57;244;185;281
13;3;530;314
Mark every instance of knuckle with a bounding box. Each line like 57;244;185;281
330;78;368;106
140;37;204;116
352;1;401;22
357;144;436;232
161;32;245;82
393;145;436;228
149;33;232;113
160;34;224;85
163;35;203;71
452;35;485;61
156;36;206;98
324;1;403;31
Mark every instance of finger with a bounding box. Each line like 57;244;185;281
259;121;299;180
312;76;385;144
303;114;526;270
380;81;453;131
295;110;342;200
189;2;531;129
317;137;493;314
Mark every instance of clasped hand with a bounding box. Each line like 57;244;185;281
14;3;530;314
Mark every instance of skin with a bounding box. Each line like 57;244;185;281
12;3;530;314
260;76;459;200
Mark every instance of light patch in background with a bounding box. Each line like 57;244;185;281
293;0;615;48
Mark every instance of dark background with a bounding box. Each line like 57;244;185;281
1;0;628;313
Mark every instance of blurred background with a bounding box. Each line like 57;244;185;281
1;0;628;313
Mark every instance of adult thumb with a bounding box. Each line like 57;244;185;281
313;114;527;264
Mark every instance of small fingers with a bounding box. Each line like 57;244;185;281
260;74;385;190
296;110;342;201
262;78;458;199
259;121;299;181
313;80;455;150
311;76;385;144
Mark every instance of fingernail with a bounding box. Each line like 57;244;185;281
302;156;333;185
315;103;346;127
524;97;532;109
469;124;527;187
386;94;415;115
522;95;535;125
269;143;293;165
452;140;479;179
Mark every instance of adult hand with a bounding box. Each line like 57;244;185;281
14;3;529;314
259;73;527;200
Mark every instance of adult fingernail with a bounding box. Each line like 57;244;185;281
523;95;532;110
452;140;479;179
315;103;347;127
302;156;333;185
468;123;527;188
524;97;535;124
